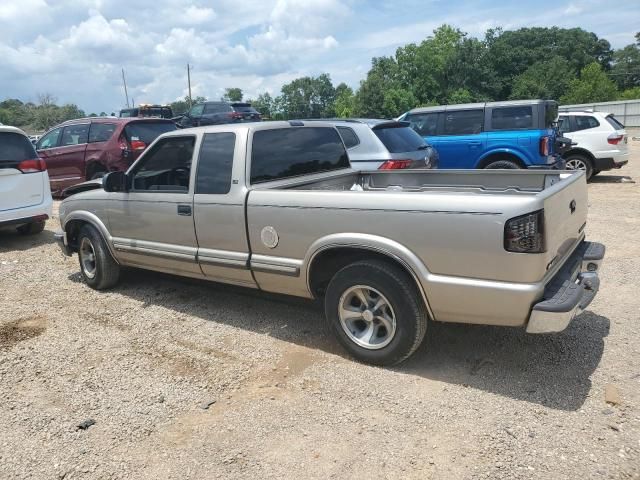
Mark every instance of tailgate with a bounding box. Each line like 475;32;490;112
0;167;44;212
541;172;588;268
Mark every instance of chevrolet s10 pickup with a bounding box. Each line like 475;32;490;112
55;121;605;365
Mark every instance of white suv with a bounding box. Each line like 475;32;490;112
0;126;53;234
558;111;629;180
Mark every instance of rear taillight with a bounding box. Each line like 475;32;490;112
131;140;146;150
18;158;47;173
379;160;412;170
607;133;624;145
539;136;550;156
229;112;243;120
504;209;545;253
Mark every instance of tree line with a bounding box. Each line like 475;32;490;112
3;25;639;131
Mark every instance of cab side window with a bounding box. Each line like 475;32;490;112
60;124;89;146
189;104;205;117
442;109;484;135
196;133;235;194
131;136;195;192
406;113;438;136
89;123;117;143
36;127;62;150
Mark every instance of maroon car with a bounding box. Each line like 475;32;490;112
36;117;176;195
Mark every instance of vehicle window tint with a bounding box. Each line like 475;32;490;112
545;103;558;128
251;127;350;184
119;109;136;118
190;104;205;116
60;124;89;146
124;122;176;145
131;136;195;192
558;116;572;134
203;103;232;114
442;110;484;135
232;105;258;114
605;115;624;130
0;133;37;161
139;107;172;118
196;133;235;194
336;126;360;149
37;127;62;150
89;123;117;143
491;106;533;130
574;116;600;131
374;126;426;153
406;113;438;136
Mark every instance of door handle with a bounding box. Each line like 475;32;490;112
177;204;192;216
469;141;482;146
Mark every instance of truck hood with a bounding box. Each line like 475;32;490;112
61;179;103;198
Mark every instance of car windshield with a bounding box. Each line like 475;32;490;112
0;132;37;161
124;122;177;144
605;115;624;130
373;125;426;153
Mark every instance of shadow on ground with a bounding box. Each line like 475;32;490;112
0;228;55;252
70;267;609;412
589;174;635;184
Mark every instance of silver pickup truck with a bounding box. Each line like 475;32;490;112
55;121;604;365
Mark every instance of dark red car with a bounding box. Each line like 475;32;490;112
36;117;176;195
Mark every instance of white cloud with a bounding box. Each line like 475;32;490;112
564;3;583;14
178;5;216;25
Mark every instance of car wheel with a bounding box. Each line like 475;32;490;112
564;155;593;180
483;160;522;169
324;260;428;366
17;220;45;235
77;225;120;290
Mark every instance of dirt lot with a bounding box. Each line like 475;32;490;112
1;141;639;480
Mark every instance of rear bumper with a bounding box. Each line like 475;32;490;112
54;229;73;256
526;241;605;333
0;197;53;227
593;157;628;171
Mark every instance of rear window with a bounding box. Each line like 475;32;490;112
0;132;37;161
606;115;624;130
545;103;558;128
139;107;173;119
232;104;259;114
374;126;426;153
251;127;350;184
491;106;533;130
124;122;177;144
120;109;137;118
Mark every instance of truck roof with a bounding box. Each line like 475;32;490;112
166;120;343;137
408;99;557;114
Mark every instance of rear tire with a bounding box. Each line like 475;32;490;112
483;160;522;169
324;260;428;366
17;220;45;235
77;225;120;290
564;155;594;180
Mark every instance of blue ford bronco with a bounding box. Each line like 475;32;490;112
398;100;562;169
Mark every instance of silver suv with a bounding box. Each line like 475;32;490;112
322;119;438;170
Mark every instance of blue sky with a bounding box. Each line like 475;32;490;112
0;0;638;113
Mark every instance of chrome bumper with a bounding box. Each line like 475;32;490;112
526;241;605;333
54;230;73;257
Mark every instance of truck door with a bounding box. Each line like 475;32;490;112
193;131;256;287
105;134;201;276
434;109;486;169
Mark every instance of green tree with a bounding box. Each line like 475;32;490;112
561;62;619;104
381;88;416;118
353;56;401;117
620;86;640;100
333;83;355;117
222;88;243;102
447;88;474;104
251;92;274;119
279;74;336;118
170;95;206;115
510;56;575;100
611;44;640;90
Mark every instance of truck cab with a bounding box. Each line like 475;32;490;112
399;100;560;169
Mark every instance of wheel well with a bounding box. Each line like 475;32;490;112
64;220;90;251
308;247;422;300
476;152;525;169
85;161;106;179
562;148;595;164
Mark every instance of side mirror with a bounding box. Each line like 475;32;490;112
102;171;127;192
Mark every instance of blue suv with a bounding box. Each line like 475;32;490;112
398;100;561;169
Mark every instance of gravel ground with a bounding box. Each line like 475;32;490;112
1;141;639;480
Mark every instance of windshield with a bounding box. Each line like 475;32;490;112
374;125;426;153
124;122;177;144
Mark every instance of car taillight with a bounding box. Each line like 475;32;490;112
379;160;412;170
607;134;624;145
131;140;146;150
539;136;550;156
18;158;47;173
504;209;545;253
229;112;243;120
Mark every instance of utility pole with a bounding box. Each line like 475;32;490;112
121;68;130;108
187;63;193;108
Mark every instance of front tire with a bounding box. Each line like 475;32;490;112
564;154;593;180
483;159;522;169
324;260;428;366
77;225;120;290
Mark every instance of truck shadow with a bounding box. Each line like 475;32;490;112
0;228;55;252
589;174;634;184
81;268;608;412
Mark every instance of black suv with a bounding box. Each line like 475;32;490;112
177;101;261;128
